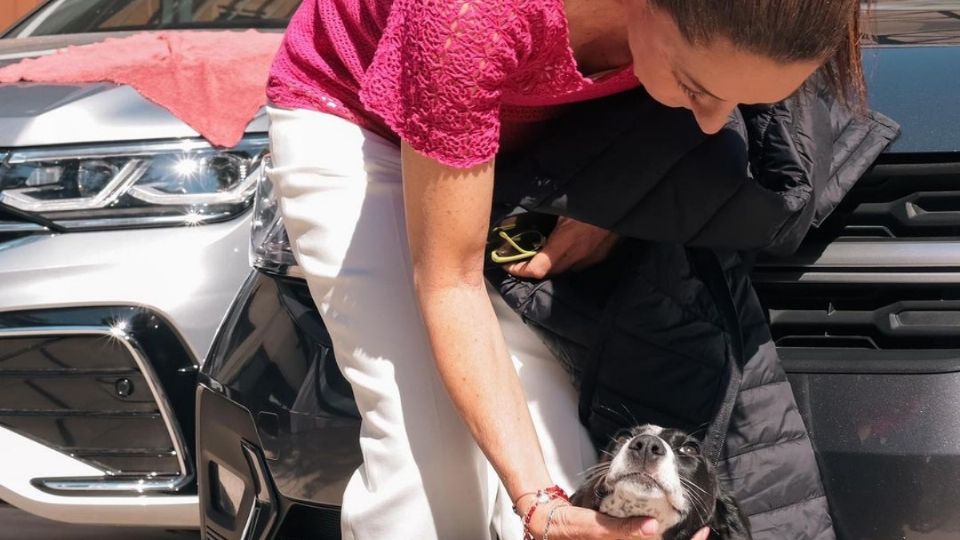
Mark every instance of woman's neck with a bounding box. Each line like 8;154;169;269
564;0;632;76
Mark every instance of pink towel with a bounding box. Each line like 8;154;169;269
0;30;284;148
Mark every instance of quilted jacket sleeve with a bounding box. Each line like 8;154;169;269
493;85;899;256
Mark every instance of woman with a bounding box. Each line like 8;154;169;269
265;0;864;538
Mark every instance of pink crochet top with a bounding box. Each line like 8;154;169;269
267;0;639;168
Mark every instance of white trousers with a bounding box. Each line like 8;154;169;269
266;106;596;540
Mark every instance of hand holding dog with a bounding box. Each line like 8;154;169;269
504;216;618;278
527;502;711;540
527;500;659;539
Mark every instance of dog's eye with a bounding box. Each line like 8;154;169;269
678;442;701;457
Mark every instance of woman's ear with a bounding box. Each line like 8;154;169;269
709;490;752;540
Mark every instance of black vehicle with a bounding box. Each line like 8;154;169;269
197;5;960;540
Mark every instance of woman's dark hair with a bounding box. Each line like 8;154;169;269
649;0;866;108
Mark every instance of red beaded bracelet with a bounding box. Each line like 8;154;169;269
514;485;570;540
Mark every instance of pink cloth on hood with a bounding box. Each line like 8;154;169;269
0;30;283;148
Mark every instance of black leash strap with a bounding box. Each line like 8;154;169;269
577;253;637;428
688;248;747;466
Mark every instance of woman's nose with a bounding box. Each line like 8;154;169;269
692;102;737;135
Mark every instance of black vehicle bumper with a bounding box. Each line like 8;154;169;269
198;271;357;540
197;383;342;540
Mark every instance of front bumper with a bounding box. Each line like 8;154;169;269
197;384;342;540
0;425;199;528
0;308;201;528
0;213;252;528
198;271;358;540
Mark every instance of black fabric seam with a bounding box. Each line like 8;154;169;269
606;133;716;240
747;494;829;518
548;101;655;188
686;178;750;246
602;321;725;371
721;433;809;462
616;264;726;334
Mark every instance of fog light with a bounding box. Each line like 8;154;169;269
210;462;245;518
115;378;134;397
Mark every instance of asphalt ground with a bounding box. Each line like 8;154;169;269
0;504;199;540
2;503;959;540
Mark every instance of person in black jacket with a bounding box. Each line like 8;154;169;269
488;79;898;540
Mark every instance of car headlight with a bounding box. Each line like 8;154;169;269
249;154;300;276
0;137;267;230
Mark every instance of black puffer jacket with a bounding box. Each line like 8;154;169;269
486;87;898;540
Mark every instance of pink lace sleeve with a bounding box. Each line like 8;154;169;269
359;0;527;168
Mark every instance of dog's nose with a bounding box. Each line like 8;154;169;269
629;435;667;462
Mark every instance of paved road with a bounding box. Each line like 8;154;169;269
4;503;959;540
0;505;199;540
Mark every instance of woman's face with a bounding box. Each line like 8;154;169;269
625;1;823;134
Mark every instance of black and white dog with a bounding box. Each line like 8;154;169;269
571;425;752;540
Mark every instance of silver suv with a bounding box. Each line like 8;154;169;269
0;0;296;529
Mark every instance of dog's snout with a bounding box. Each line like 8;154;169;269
629;434;667;461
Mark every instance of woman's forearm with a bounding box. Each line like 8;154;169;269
414;279;553;501
400;142;554;506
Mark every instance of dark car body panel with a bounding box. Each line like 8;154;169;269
200;272;360;505
863;46;960;154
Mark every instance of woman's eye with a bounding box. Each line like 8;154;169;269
678;81;703;101
679;442;701;456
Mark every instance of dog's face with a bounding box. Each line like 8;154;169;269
571;425;751;540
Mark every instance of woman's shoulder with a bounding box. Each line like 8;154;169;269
358;0;574;168
387;0;566;51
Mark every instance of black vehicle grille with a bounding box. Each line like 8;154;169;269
756;282;960;350
808;157;960;240
0;307;199;495
0;333;182;475
755;147;960;540
756;155;960;359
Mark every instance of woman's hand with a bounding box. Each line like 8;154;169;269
522;500;712;540
528;501;659;540
504;216;618;279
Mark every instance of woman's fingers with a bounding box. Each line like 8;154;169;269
594;511;660;539
503;250;558;279
545;505;661;540
503;216;617;279
692;526;711;540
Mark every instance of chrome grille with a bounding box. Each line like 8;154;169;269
0;328;187;478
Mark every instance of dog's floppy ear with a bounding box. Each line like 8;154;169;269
570;474;604;510
709;490;752;540
572;434;626;510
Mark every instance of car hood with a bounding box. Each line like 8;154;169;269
0;26;957;153
0;33;268;148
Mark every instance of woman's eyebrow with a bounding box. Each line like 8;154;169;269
676;68;725;101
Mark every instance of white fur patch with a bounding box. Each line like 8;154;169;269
640;425;663;437
600;430;689;530
599;479;681;529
